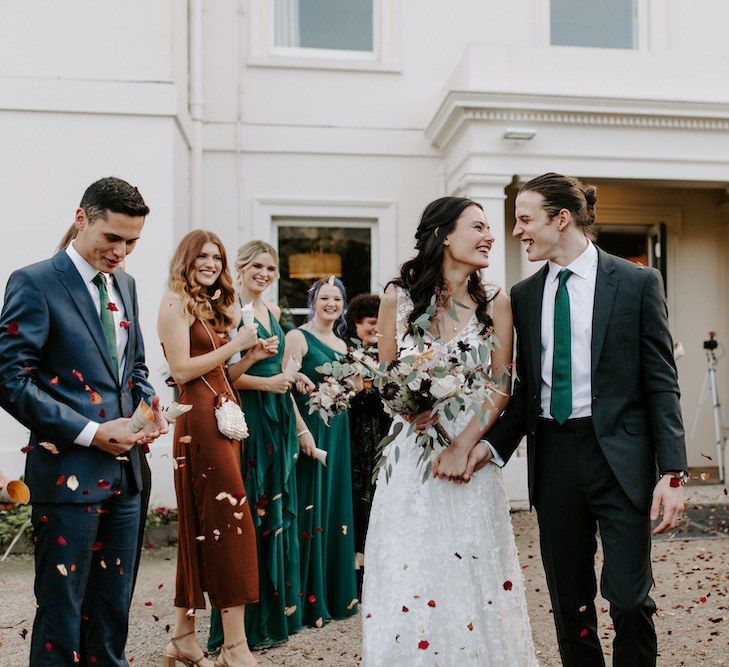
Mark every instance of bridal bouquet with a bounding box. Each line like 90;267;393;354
307;373;357;425
313;296;504;483
372;335;496;483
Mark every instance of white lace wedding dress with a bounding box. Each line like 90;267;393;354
361;287;538;666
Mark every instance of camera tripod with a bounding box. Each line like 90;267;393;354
686;333;727;483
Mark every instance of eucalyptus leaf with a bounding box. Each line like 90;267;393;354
422;461;433;484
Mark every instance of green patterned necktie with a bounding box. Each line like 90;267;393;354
92;272;119;375
550;268;573;424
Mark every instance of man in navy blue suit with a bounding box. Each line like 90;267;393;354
0;177;167;666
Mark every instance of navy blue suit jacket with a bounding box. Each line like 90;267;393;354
0;251;155;503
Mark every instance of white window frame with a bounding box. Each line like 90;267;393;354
539;0;653;51
247;0;401;73
250;198;398;311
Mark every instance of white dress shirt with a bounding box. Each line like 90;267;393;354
540;240;597;419
66;243;129;446
483;241;597;467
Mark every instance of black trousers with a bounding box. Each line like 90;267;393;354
533;418;657;667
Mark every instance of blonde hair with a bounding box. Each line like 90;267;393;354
236;240;280;280
168;230;236;332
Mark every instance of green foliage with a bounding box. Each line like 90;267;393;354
0;504;32;548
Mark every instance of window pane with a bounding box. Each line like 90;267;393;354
275;0;373;52
551;0;636;49
277;224;372;327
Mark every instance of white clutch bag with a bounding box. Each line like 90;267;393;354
213;394;249;440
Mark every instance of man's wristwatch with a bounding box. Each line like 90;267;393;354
661;470;689;487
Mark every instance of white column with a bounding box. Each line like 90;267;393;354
458;174;512;289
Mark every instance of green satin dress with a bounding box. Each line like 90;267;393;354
208;311;302;650
294;328;358;627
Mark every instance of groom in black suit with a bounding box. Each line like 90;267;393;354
453;173;686;666
0;177;167;665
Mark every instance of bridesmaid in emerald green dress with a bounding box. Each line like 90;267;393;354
208;241;316;652
285;276;359;628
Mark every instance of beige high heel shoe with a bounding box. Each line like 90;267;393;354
214;638;257;667
162;629;213;666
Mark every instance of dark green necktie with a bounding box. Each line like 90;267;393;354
92;273;119;375
550;268;573;424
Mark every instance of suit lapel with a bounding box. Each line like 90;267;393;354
591;248;619;380
112;271;136;376
53;252;120;383
524;264;548;389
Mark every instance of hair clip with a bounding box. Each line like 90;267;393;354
327;275;336;285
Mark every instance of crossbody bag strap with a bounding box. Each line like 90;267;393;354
198;319;240;404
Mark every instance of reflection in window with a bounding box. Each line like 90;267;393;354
277;223;372;328
274;0;373;52
551;0;636;49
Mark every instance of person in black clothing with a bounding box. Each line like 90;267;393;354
345;293;391;596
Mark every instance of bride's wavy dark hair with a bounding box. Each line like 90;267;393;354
392;197;494;335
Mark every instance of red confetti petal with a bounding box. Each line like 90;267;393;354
98;408;106;418
97;479;111;489
107;302;119;312
20;445;34;453
503;580;513;591
418;640;429;650
44;641;53;652
308;594;317;604
427;600;436;608
127;379;134;388
119;320;131;330
233;491;246;500
90;542;103;552
302;532;313;540
57;536;67;546
50;376;59;385
71;369;84;382
89;391;102;405
144;601;153;607
40;515;49;523
55;475;66;486
579;628;589;638
90;657;98;664
255;495;268;509
402;605;409;613
7;321;20;336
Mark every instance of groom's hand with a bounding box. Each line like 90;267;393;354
462;442;493;482
650;475;685;534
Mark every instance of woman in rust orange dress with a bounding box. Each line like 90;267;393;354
158;230;278;667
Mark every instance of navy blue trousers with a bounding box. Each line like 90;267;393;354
30;463;141;666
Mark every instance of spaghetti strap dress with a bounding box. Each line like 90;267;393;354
208;310;302;650
173;319;258;611
293;328;358;627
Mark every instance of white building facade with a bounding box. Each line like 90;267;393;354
2;0;728;507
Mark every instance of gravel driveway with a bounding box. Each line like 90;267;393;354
1;509;726;665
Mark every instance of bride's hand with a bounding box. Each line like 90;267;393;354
433;438;472;482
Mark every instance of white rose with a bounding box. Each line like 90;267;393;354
430;374;459;399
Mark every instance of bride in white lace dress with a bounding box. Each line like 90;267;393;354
362;197;537;666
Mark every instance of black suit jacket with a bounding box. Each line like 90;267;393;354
488;247;686;511
0;251;155;503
